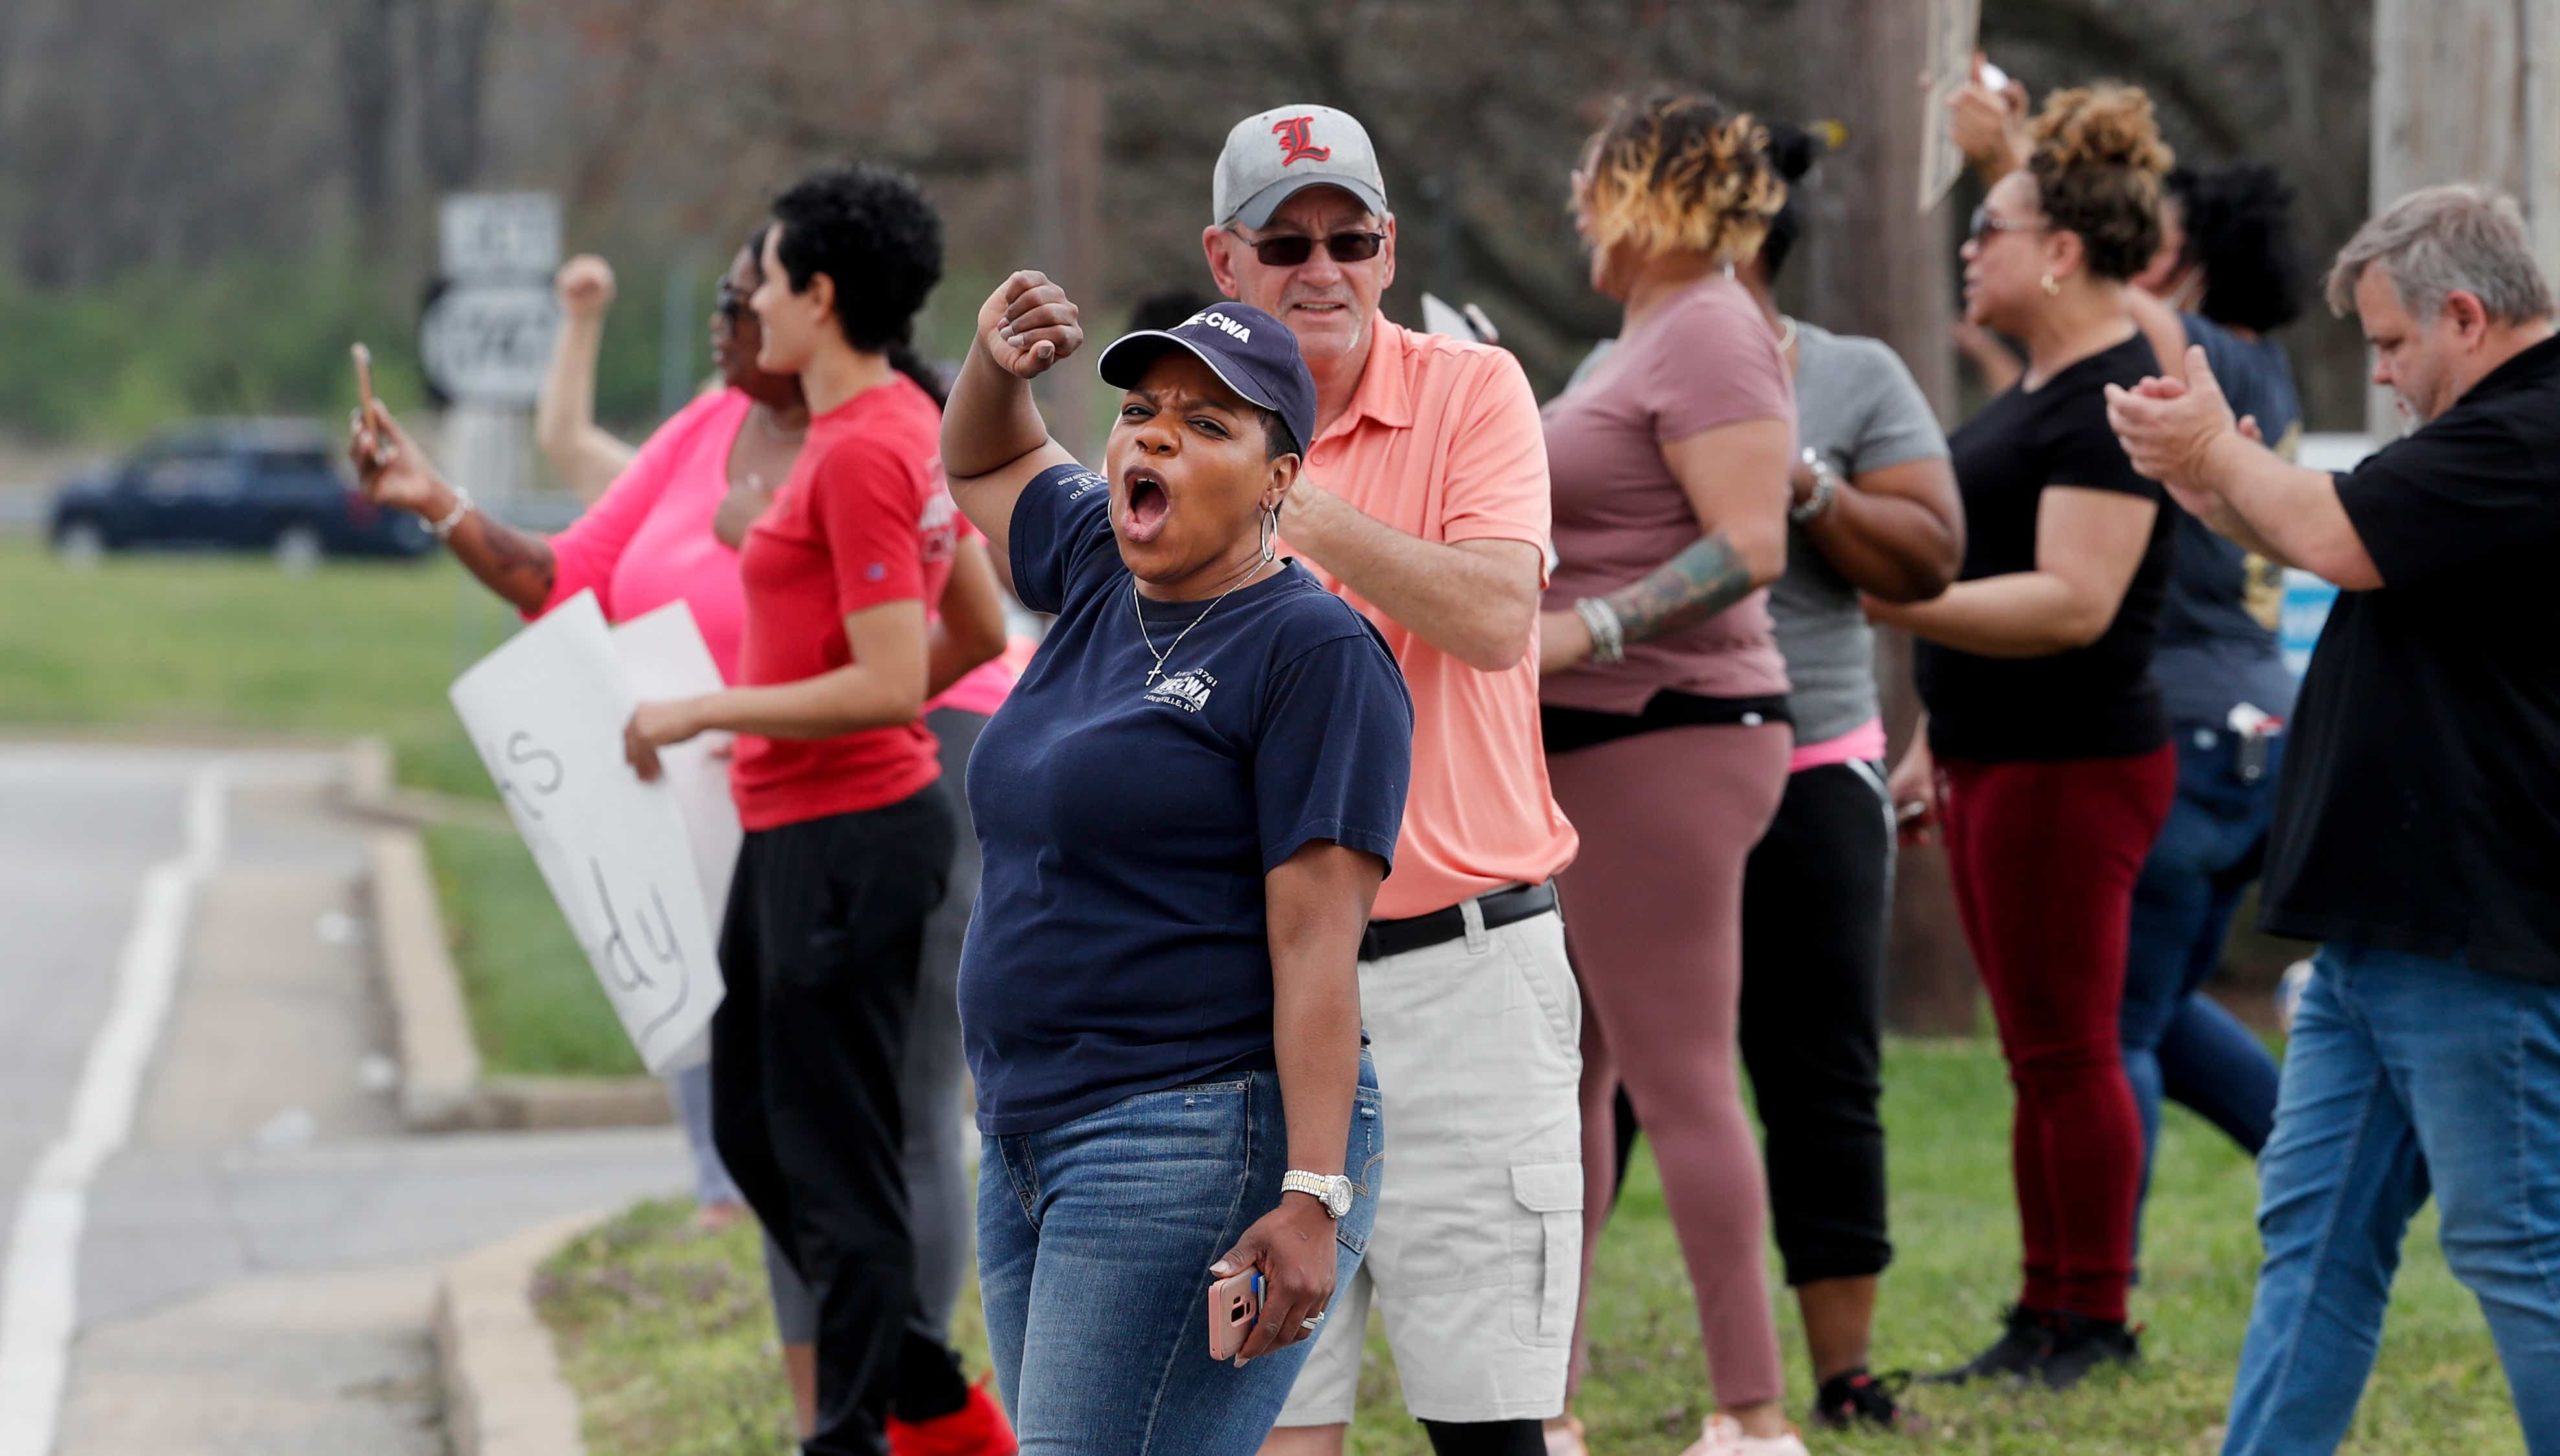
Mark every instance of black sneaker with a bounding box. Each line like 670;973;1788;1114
1811;1367;1913;1430
2031;1312;2141;1390
1922;1305;2052;1385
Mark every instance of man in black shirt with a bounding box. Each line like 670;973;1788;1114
2109;183;2560;1456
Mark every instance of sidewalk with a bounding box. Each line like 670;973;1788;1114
19;746;680;1455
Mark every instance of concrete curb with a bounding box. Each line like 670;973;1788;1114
336;740;516;835
372;829;486;1131
435;1212;600;1456
344;734;396;808
477;1076;678;1130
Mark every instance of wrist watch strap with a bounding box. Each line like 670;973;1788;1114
1281;1170;1347;1218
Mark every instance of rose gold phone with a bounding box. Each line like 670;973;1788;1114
351;343;377;417
1207;1269;1263;1361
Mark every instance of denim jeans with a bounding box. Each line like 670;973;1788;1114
979;1062;1384;1454
668;1060;745;1208
2123;726;2284;1255
2222;943;2560;1455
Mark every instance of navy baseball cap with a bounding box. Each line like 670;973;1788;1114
1095;303;1317;457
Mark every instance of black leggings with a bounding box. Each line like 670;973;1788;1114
1421;1417;1546;1456
712;786;969;1453
1613;759;1895;1286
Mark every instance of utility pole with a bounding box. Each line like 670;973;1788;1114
2367;0;2560;434
1794;0;1976;1034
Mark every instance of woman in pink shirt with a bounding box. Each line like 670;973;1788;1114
1534;93;1801;1456
351;229;1011;1444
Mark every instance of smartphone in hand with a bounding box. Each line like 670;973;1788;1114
351;342;378;418
1207;1269;1264;1362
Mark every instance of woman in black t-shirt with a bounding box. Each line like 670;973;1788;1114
1867;85;2179;1390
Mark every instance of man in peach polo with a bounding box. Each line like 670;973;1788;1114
1209;105;1581;1456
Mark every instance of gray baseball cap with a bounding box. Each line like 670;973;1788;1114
1212;105;1390;229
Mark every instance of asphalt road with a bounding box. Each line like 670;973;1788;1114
0;743;683;1455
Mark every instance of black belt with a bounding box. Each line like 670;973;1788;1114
1358;882;1557;962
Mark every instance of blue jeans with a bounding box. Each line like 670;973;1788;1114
2123;727;2283;1252
2222;944;2560;1455
979;1064;1384;1454
668;1060;745;1208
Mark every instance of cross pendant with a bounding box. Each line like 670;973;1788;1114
1144;665;1164;686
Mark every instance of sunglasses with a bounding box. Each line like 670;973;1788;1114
1231;228;1386;268
1967;203;2046;248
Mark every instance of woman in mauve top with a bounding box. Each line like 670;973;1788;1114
1532;91;1800;1456
1869;85;2180;1391
1666;120;1963;1435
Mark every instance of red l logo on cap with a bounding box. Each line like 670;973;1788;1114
1272;116;1331;167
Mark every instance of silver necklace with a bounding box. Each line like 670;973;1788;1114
1131;566;1261;686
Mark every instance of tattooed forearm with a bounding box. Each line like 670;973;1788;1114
1601;532;1755;645
451;513;558;615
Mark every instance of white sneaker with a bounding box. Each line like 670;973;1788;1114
1677;1413;1812;1456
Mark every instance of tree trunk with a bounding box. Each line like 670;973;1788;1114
2367;0;2560;433
413;0;499;191
337;0;401;250
1795;0;1978;1036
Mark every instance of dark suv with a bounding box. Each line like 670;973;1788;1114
47;419;432;568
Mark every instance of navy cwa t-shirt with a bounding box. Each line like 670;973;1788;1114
960;463;1415;1136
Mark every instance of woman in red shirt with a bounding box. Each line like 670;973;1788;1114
624;165;1011;1456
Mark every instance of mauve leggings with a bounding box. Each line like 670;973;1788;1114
1939;746;2177;1324
1550;721;1792;1412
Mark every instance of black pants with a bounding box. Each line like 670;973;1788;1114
713;784;961;1456
1614;760;1895;1286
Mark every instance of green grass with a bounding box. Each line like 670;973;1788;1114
536;1039;2524;1455
537;1202;804;1456
0;535;635;1076
425;821;641;1078
0;535;508;798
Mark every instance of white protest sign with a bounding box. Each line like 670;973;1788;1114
1919;0;1985;214
449;592;726;1075
608;600;742;956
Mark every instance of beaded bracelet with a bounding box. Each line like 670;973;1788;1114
1574;596;1627;665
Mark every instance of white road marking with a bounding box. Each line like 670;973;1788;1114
0;766;226;1456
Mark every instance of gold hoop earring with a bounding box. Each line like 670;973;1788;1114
2041;273;2062;298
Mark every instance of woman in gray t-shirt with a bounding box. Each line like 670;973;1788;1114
1610;119;1966;1436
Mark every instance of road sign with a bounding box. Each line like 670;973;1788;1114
439;193;562;281
419;280;559;405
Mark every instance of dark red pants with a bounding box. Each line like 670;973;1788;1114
1940;744;2176;1322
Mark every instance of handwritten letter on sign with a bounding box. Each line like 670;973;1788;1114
449;593;731;1074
